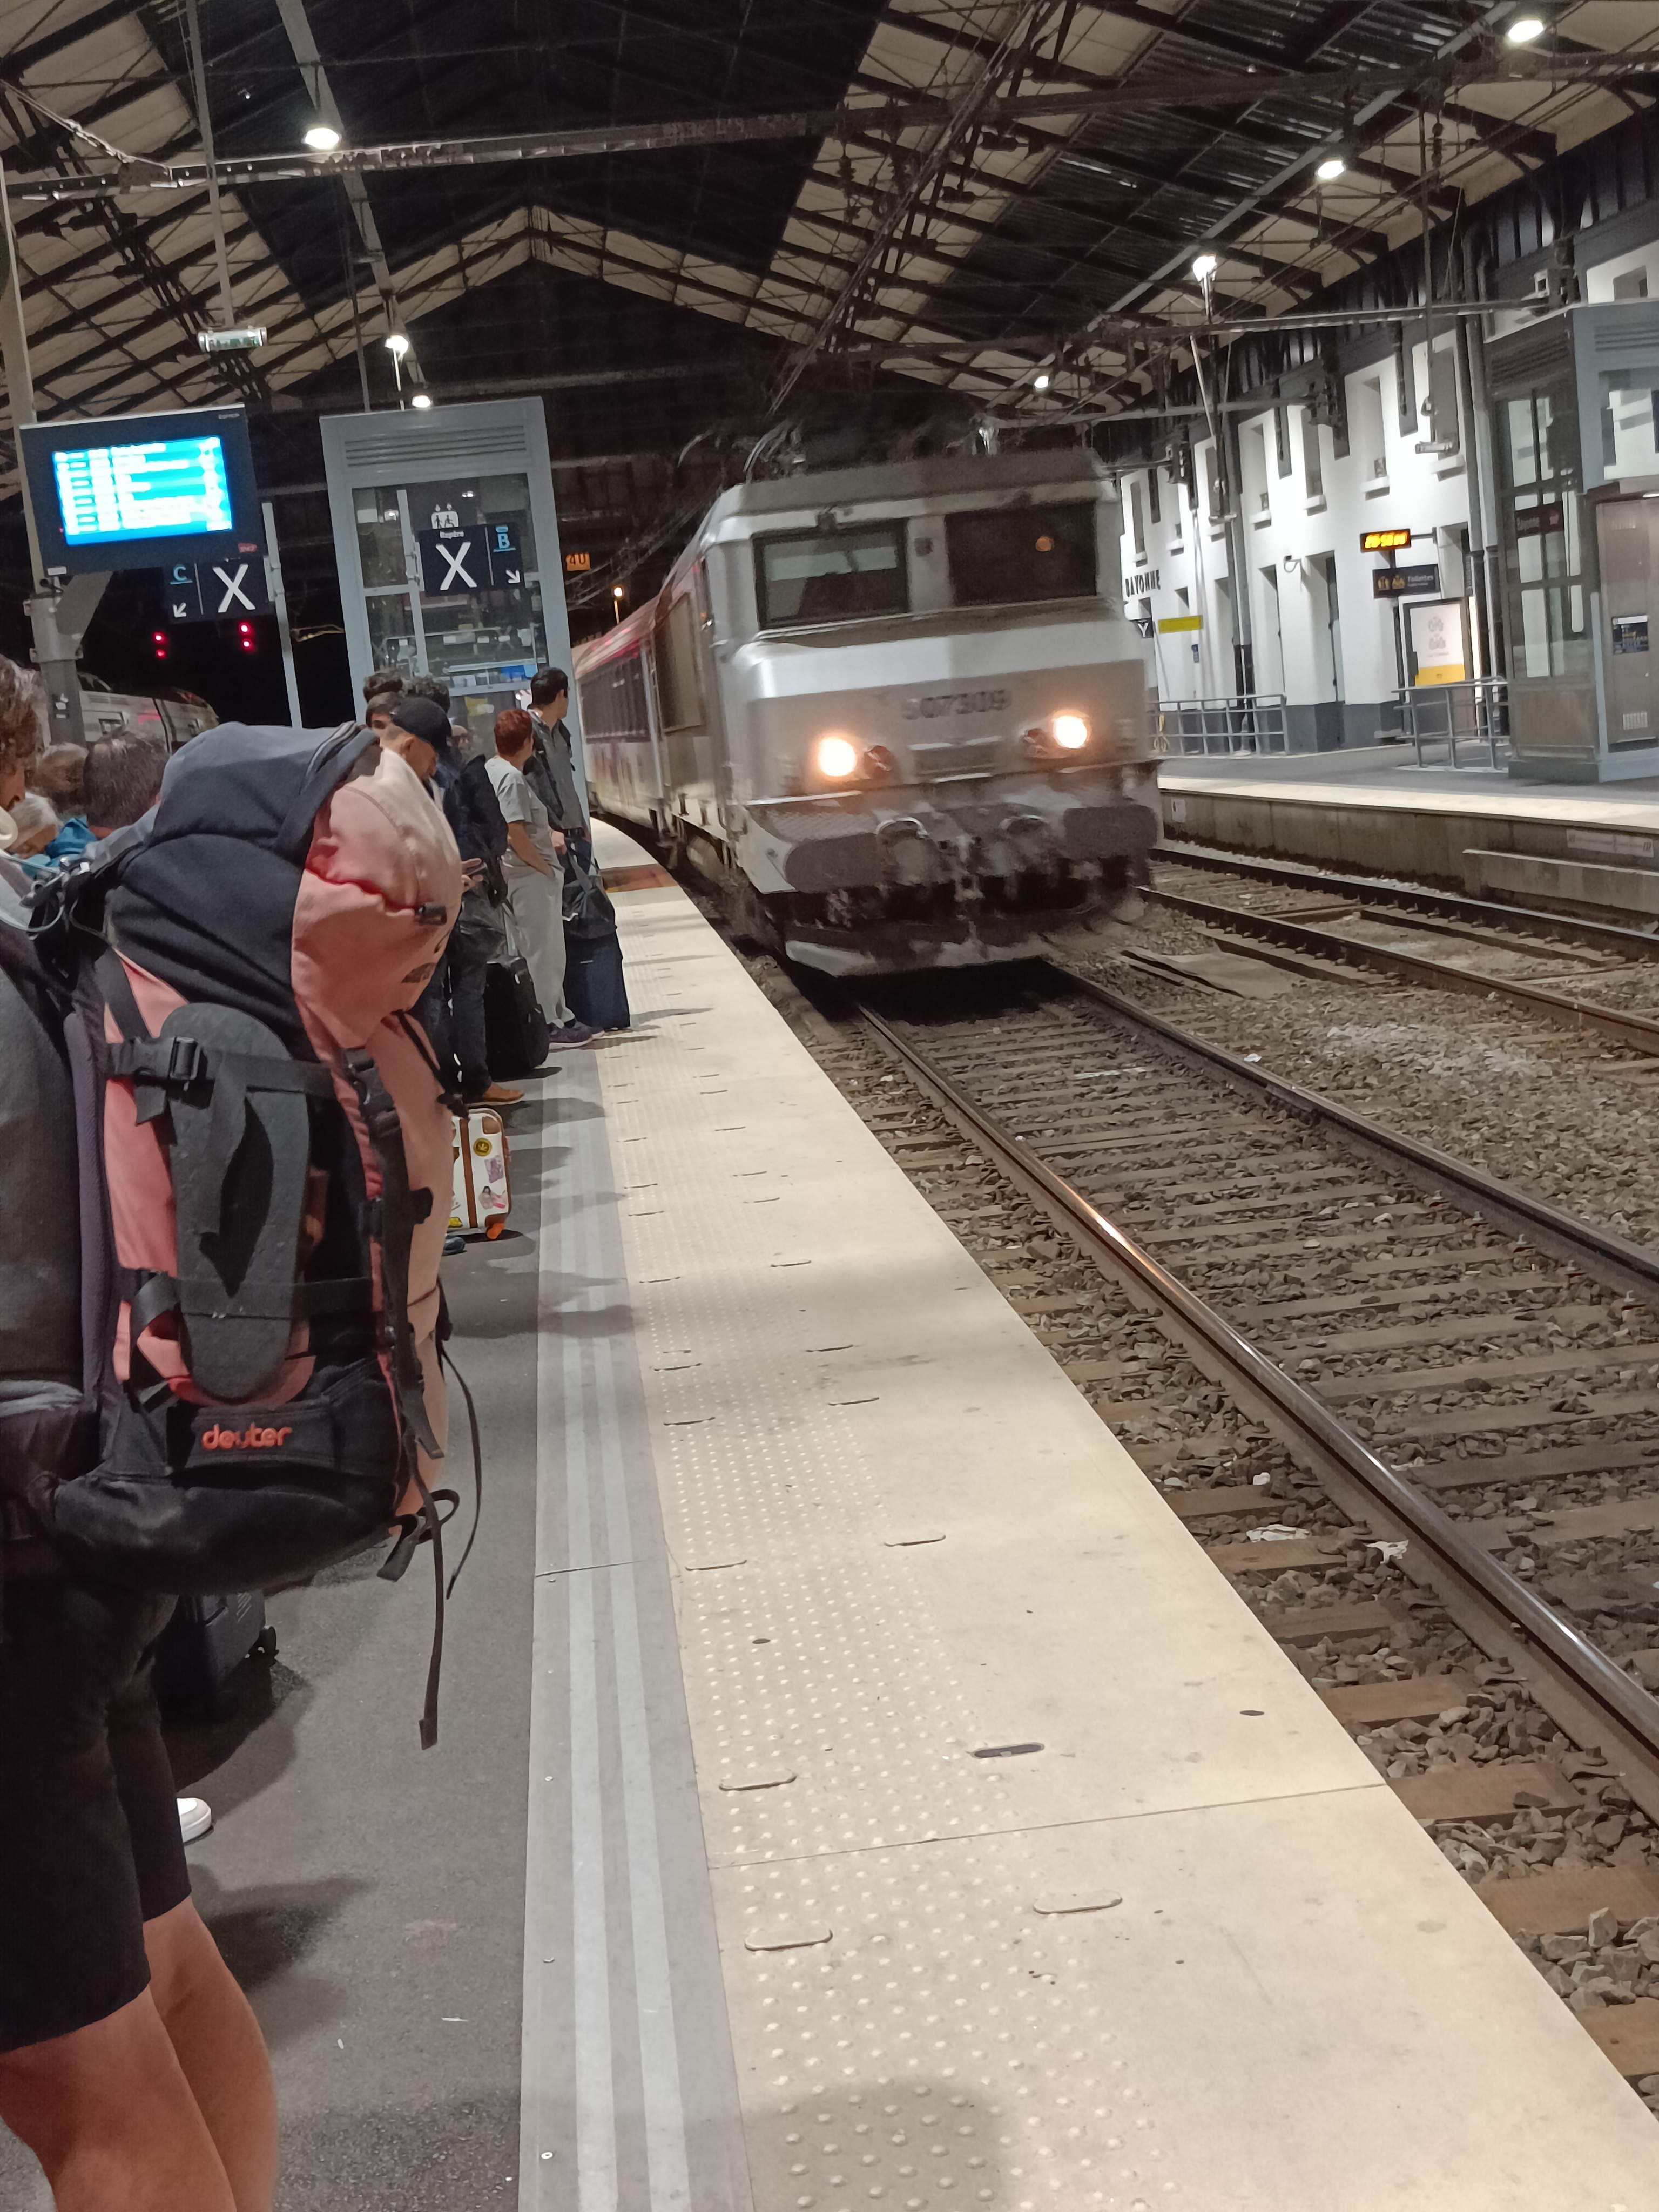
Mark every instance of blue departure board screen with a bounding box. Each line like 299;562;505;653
19;407;261;576
51;435;234;545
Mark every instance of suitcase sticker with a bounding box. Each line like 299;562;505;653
450;1109;511;1239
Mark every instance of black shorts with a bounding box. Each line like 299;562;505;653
0;1580;189;2053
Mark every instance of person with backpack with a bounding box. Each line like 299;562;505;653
0;685;464;2209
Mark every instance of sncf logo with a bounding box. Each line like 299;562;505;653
200;1423;293;1451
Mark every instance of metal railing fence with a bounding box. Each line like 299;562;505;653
1396;677;1510;771
1153;693;1290;756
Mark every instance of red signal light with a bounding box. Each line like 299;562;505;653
238;621;255;653
152;630;168;660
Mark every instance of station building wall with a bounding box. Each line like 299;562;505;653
1116;228;1659;752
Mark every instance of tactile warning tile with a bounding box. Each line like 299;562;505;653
720;1839;1145;2212
590;854;1659;2210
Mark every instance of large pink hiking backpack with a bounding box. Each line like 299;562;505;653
2;723;469;1744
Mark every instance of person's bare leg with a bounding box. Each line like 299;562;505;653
143;1898;278;2212
0;1987;235;2212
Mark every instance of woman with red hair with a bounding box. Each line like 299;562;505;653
485;710;592;1047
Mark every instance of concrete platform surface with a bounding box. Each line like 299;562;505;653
1157;748;1659;901
1162;743;1659;826
556;820;1659;2210
5;822;1659;2211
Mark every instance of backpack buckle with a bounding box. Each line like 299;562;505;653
164;1036;208;1085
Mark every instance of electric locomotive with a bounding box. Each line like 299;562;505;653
575;448;1158;976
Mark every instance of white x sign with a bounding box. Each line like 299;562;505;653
211;563;255;613
436;539;476;591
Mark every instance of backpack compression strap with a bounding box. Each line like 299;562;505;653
339;1046;441;1463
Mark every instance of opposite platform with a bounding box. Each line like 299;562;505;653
519;822;1659;2209
1159;747;1659;915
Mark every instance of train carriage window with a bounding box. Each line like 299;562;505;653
754;524;909;628
656;595;704;731
946;504;1097;607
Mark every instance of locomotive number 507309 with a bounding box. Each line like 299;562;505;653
901;687;1012;720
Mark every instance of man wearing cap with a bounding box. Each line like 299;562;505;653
380;695;523;1109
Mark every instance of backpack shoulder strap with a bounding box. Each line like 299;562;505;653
273;724;380;864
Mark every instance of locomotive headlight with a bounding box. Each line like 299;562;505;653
1052;712;1090;750
814;733;860;779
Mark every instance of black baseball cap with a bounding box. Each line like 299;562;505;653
385;695;453;752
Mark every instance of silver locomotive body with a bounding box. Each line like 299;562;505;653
577;449;1158;976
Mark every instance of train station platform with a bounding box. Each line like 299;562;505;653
1159;745;1659;919
7;824;1659;2211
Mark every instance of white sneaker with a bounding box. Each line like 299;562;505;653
177;1796;213;1843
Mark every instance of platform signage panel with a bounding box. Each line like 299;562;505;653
19;406;264;576
1373;563;1441;599
1515;500;1565;539
1408;597;1468;685
1360;527;1412;553
163;555;272;623
416;521;522;595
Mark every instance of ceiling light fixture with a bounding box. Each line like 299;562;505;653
410;390;433;409
1034;372;1051;390
383;332;410;357
303;124;341;151
1191;253;1218;282
1506;13;1546;42
1316;156;1346;181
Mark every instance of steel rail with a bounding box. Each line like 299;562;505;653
858;995;1659;1812
1155;840;1659;960
1148;884;1659;1058
1056;962;1659;1303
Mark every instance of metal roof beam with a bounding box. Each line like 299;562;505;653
1046;146;1397;265
268;0;419;379
2;0;141;83
3;72;177;177
1438;96;1557;170
9;52;1657;201
878;2;1278;78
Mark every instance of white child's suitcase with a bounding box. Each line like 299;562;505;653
450;1109;511;1239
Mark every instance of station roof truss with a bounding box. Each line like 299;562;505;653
3;0;1659;498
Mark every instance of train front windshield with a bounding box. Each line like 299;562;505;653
753;502;1101;630
755;524;908;627
946;504;1097;606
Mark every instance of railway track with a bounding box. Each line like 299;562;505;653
1156;839;1659;960
841;962;1659;1856
1147;848;1659;1058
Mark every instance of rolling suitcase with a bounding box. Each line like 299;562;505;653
562;855;631;1034
154;1591;274;1717
563;929;631;1033
451;1108;511;1240
483;953;549;1076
